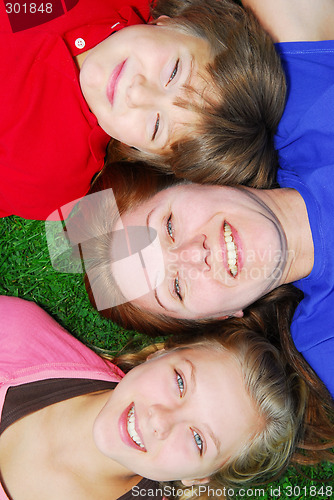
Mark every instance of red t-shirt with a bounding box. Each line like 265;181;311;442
0;0;150;220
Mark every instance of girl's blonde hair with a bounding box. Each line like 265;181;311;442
108;329;308;493
108;0;286;189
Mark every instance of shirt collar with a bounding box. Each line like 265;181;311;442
64;6;146;57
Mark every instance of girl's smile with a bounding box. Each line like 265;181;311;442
93;345;259;483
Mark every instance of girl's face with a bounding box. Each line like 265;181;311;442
112;184;287;319
93;345;259;483
79;22;213;153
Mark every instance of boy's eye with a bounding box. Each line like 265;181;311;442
166;213;174;241
192;429;203;455
152;113;160;141
175;370;184;397
166;59;179;86
174;276;182;301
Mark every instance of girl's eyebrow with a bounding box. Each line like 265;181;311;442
186;358;222;455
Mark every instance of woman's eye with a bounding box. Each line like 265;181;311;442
192;430;203;455
174;276;182;301
175;371;184;397
152;113;160;141
166;59;179;86
166;214;174;241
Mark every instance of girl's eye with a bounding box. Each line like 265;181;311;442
175;370;184;397
152;113;160;141
174;276;182;301
192;430;203;455
166;214;174;241
166;59;179;86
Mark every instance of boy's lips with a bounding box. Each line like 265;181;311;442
119;403;147;452
107;59;127;105
219;221;242;278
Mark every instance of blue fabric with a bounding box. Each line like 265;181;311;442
275;40;334;398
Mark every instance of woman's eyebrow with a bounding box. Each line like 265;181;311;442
154;287;170;311
146;209;154;237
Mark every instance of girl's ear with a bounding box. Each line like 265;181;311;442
155;15;171;26
146;348;166;361
181;477;210;487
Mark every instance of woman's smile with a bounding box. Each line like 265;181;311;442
111;183;287;319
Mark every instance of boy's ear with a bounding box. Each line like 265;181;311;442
181;477;210;487
155;15;171;26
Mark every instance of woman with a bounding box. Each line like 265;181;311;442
0;295;313;499
66;0;334;394
77;154;334;398
0;0;284;220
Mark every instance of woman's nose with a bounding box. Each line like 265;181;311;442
126;74;160;109
169;236;210;270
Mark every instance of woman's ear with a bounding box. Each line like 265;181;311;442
232;310;244;318
181;477;210;487
155;15;171;26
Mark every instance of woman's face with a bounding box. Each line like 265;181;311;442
79;21;213;153
93;345;259;482
112;184;287;319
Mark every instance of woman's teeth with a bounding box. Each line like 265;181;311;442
127;406;144;448
224;222;238;277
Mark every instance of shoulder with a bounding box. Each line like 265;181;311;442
0;297;122;381
242;0;334;43
0;296;74;357
0;0;150;35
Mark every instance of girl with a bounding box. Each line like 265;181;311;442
0;295;309;499
0;0;285;220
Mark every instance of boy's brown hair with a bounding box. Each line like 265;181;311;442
107;0;286;188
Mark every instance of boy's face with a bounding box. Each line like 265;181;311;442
79;21;214;153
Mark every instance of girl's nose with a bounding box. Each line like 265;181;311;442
126;74;160;109
149;405;173;440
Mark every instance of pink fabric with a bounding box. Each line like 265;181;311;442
0;296;125;498
0;296;124;414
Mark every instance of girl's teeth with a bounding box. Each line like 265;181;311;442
224;222;238;277
127;406;144;448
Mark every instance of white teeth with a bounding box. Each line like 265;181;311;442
127;406;144;448
224;222;238;277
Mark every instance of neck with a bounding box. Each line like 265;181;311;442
250;187;314;284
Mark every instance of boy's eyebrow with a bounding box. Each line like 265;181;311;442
166;56;196;149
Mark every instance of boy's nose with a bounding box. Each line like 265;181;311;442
126;74;161;108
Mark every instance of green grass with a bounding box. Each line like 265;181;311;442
0;215;333;499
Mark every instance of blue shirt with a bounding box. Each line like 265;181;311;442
275;40;334;397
